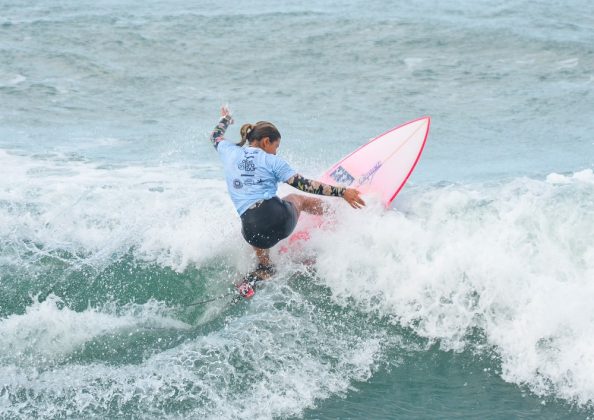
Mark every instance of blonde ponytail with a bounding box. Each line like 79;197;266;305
238;123;254;147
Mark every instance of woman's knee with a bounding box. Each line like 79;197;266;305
283;193;302;209
283;194;324;216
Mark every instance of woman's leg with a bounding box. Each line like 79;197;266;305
282;193;325;217
248;247;275;280
247;195;322;280
254;247;271;267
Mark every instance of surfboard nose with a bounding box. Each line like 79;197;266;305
320;116;431;206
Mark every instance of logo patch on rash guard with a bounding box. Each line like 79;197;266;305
329;166;355;186
243;178;262;186
238;157;256;172
233;179;243;189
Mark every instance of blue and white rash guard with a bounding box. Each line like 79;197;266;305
216;140;296;215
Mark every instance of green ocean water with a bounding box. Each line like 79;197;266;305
2;253;592;418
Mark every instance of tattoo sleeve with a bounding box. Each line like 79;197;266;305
209;115;232;149
286;174;345;197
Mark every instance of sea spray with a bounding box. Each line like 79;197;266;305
313;170;594;405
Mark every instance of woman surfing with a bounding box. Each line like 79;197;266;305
210;106;365;297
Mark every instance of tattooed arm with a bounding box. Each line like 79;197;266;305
286;174;366;208
209;106;233;149
286;174;345;197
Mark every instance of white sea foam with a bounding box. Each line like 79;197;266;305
547;168;594;185
308;170;594;405
0;285;387;419
0;150;393;417
0;150;252;272
0;295;189;367
2;149;594;411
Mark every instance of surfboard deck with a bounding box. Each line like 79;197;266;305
281;116;431;253
321;116;430;206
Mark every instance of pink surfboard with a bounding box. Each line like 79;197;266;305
321;116;431;206
282;117;430;251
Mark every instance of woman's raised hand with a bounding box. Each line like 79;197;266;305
220;105;233;123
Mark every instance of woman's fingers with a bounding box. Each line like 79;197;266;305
220;105;231;117
355;194;366;207
344;189;365;209
220;105;234;124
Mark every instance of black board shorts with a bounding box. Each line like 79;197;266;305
240;197;298;249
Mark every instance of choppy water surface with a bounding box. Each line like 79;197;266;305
1;0;593;418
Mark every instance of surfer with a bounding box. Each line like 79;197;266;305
210;106;365;286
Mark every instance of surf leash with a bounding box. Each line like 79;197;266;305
184;264;275;307
183;277;264;307
183;290;237;307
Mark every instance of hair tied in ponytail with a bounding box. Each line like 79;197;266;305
237;121;281;147
238;123;255;147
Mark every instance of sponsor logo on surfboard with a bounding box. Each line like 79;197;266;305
358;161;382;185
329;166;355;186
